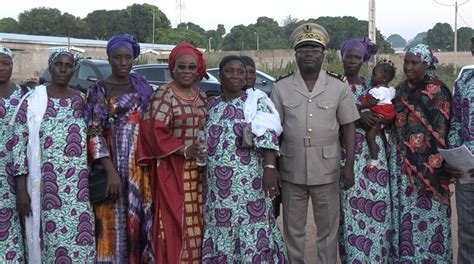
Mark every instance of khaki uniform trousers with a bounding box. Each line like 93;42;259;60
282;180;339;264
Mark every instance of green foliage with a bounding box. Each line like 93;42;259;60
156;27;206;47
0;18;19;33
426;23;454;51
457;27;473;51
405;32;427;50
387;34;407;48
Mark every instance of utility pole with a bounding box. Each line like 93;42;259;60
255;32;259;51
433;0;469;72
368;0;376;67
152;13;155;49
208;37;213;51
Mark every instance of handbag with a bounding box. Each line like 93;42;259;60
241;122;254;148
88;161;111;204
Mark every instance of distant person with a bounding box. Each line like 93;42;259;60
241;55;257;89
0;45;25;263
14;48;96;262
84;34;154;263
338;37;393;263
271;23;359;263
388;44;455;262
201;55;287;263
360;60;396;169
137;43;208;263
448;69;474;264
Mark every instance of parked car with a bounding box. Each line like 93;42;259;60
206;68;276;95
132;64;222;97
39;59;112;93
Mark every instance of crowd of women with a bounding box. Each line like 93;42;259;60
0;26;471;264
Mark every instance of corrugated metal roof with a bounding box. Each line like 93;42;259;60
0;32;177;51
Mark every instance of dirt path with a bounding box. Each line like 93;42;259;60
276;185;459;263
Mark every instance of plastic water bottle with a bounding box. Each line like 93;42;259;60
196;130;207;166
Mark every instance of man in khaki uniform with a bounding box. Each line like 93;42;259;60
270;23;359;263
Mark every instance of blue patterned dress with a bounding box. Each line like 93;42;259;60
0;85;25;263
339;79;393;263
13;91;96;262
202;94;288;263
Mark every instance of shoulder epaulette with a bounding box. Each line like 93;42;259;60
276;71;293;82
326;71;347;82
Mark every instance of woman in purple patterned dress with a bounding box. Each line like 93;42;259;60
13;49;95;262
0;45;25;263
338;38;393;263
201;56;288;263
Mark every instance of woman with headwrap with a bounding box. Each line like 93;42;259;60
338;37;393;263
13;48;96;262
0;45;26;262
200;55;287;263
84;34;154;263
136;43;208;263
388;44;454;262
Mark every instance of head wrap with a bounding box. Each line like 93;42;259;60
107;34;141;59
48;48;79;69
407;44;439;78
340;37;378;62
0;45;13;60
169;43;208;81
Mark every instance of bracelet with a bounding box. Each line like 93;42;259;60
183;145;190;160
264;164;276;169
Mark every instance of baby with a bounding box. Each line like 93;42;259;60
360;60;396;169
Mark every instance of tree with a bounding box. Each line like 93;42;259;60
156;27;206;47
60;13;91;39
0;18;19;33
281;15;300;40
125;4;170;42
204;24;226;51
387;34;407;48
178;22;206;35
405;32;427;50
84;10;130;40
426;23;454;51
457;27;473;51
17;8;64;35
308;16;394;53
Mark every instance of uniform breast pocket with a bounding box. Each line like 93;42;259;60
316;100;337;123
282;101;302;119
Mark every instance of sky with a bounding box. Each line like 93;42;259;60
1;0;473;41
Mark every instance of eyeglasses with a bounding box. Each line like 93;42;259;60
296;47;324;55
176;64;198;71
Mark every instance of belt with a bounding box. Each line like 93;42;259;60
286;135;339;147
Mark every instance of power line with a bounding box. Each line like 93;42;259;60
458;11;472;27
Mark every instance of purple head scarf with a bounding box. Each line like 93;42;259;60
106;34;141;59
340;37;378;62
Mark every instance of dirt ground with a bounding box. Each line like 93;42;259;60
276;185;459;263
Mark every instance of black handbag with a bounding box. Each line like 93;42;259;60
88;161;111;204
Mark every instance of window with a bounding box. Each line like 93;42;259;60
78;65;96;81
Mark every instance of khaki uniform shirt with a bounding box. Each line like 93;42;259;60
271;70;359;185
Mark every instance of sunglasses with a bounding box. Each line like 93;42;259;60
176;64;198;71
